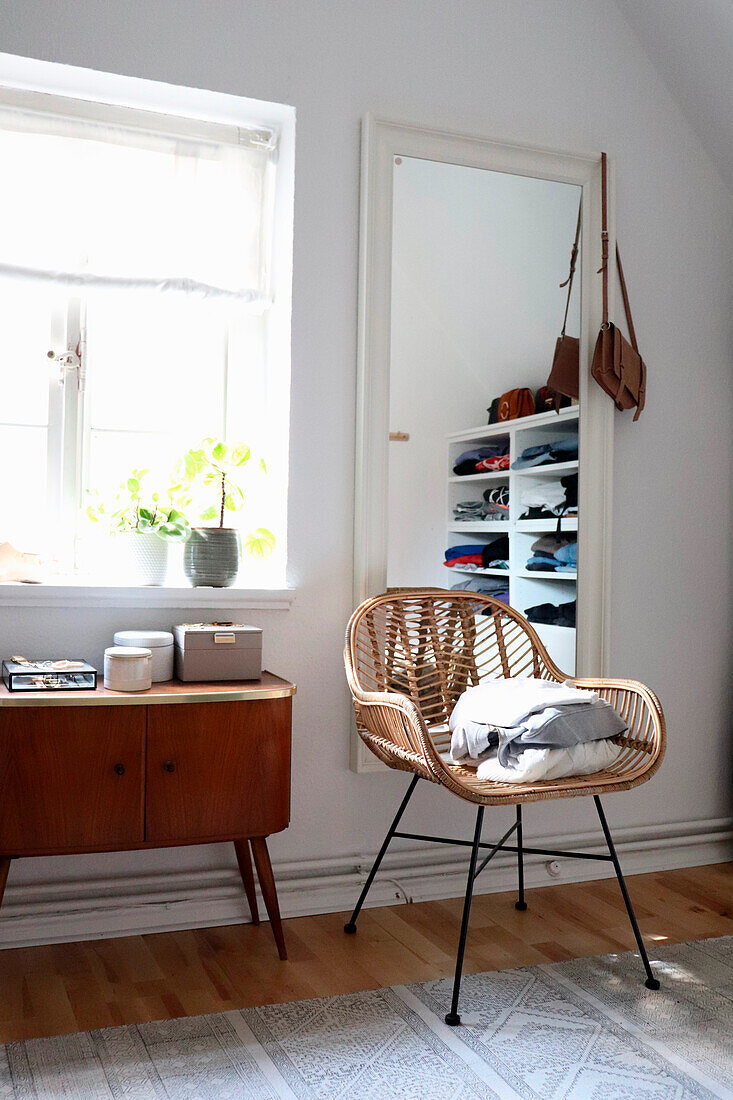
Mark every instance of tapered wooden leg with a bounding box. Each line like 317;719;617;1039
234;840;259;925
250;836;287;960
0;859;10;910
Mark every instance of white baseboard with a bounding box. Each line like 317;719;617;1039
0;816;730;949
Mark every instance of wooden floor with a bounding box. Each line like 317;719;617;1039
0;861;730;1043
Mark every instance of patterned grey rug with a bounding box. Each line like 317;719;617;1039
1;935;732;1098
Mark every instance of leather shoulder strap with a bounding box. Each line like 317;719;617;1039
615;244;639;352
599;152;639;352
560;199;582;336
599;151;609;326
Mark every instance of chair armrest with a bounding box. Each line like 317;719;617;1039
352;690;445;780
567;676;666;770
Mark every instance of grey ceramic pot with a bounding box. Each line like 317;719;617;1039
184;527;240;588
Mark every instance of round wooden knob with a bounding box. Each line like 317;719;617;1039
163;760;176;773
113;763;125;776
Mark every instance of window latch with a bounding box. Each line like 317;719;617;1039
47;346;82;386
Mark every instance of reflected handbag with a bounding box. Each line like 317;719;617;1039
497;387;535;421
591;153;646;420
546;199;581;409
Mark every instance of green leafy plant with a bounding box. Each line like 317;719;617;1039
86;468;190;542
173;438;275;553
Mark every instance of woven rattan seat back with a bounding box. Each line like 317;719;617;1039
349;590;555;728
345;590;665;801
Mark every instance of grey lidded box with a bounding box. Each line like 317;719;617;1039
173;623;263;682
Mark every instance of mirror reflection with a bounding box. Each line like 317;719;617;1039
387;157;581;672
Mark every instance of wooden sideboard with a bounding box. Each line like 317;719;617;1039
0;673;296;959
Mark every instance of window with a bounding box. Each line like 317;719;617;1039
0;85;291;592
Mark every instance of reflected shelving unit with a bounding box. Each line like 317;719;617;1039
445;406;579;673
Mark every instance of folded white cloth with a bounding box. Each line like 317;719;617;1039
450;677;597;731
476;738;621;783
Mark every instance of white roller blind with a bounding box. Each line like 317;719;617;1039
0;96;276;303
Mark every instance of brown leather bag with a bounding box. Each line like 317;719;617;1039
497;388;535;421
591;152;646;420
546;200;581;408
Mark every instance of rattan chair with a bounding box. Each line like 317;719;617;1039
343;590;665;1025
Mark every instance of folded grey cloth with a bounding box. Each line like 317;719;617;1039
450;698;627;766
495;699;627;766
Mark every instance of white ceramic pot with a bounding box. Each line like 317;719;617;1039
114;630;174;682
104;646;152;692
115;531;168;586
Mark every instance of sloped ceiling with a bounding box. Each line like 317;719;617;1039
616;0;733;192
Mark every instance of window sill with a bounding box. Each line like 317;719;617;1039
0;582;295;610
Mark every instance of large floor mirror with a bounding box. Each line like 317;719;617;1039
353;118;613;771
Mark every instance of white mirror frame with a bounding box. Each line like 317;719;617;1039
352;115;615;772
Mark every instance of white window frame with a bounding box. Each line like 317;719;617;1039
0;52;295;610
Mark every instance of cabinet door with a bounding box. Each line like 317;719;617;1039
146;699;291;843
0;707;145;854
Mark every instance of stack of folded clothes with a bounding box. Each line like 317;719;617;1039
512;434;578;470
451;577;510;606
525;534;577;573
448;677;626;782
519;474;577;520
525;600;576;627
453;443;509;476
452;486;510;523
444;534;510;571
483;486;510;520
453;500;484;522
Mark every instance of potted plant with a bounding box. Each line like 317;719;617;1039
175;439;275;587
86;470;190;586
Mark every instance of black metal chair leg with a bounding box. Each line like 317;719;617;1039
344;775;419;934
515;805;527;911
445;806;484;1026
594;796;660;990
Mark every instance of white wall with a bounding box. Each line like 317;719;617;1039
387;158;580;588
0;0;730;940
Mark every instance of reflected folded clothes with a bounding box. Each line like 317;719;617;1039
451;579;510;612
526;535;577;573
449;678;627;768
520;474;578;520
555;542;577;566
484;486;509;506
452;499;510;522
531;534;572;556
525;558;559;571
562;473;578;509
519;482;567;517
454;501;484;517
447;560;508;572
444;535;510;569
451;578;508;595
453;444;509;476
444;544;486;560
525;600;576;627
475;455;510;471
482;486;510;520
525;557;577;573
512;434;578;470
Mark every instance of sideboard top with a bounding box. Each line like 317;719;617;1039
0;671;296;708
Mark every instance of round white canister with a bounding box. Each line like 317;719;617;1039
104;647;153;692
113;630;174;682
